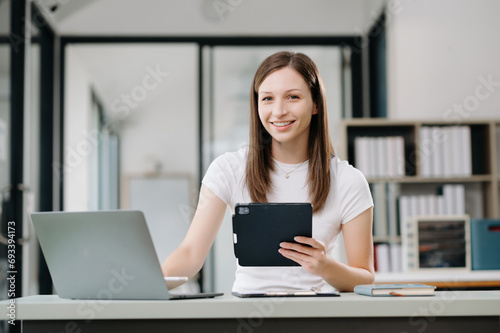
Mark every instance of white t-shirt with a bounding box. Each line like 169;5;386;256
202;146;373;293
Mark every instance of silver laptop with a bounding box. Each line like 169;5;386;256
31;210;223;300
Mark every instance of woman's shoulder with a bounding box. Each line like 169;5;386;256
213;146;248;164
330;155;367;183
209;146;248;173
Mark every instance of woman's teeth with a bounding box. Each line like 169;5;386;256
273;121;293;127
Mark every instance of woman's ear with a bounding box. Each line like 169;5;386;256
312;103;318;115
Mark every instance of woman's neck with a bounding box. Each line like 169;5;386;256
271;140;308;164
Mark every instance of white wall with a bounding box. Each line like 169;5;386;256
386;0;500;120
63;47;92;211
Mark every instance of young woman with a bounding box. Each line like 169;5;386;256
161;51;374;293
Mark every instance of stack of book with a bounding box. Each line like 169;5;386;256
354;136;405;179
374;243;402;273
419;126;472;177
372;183;401;238
398;184;466;226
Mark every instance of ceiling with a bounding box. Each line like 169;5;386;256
36;0;385;36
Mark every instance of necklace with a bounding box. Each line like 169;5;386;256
274;160;307;179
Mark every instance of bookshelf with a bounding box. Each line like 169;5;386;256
341;119;500;288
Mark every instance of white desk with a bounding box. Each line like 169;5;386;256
3;291;500;333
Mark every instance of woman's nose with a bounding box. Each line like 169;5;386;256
272;100;287;117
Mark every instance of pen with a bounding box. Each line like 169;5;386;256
164;276;189;282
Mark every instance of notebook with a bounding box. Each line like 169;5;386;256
354;284;436;297
31;210;223;300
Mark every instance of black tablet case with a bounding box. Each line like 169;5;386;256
232;203;313;266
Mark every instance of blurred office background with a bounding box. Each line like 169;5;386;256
1;0;499;305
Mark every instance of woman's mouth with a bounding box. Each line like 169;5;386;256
271;121;295;127
270;120;295;132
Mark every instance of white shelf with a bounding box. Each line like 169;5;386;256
367;175;494;183
375;270;500;283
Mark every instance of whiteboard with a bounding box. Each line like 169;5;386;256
127;175;193;264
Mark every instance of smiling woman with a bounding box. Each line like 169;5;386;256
205;46;346;293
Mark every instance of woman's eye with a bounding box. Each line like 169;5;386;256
288;95;299;100
262;96;272;101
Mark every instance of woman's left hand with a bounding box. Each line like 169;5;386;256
279;236;330;276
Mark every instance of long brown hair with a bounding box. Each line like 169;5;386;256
245;51;335;213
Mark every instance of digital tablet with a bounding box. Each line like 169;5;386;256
232;203;313;266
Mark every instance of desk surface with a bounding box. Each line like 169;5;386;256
4;291;500;320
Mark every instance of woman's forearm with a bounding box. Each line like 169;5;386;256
161;245;203;278
321;257;375;292
161;244;205;289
